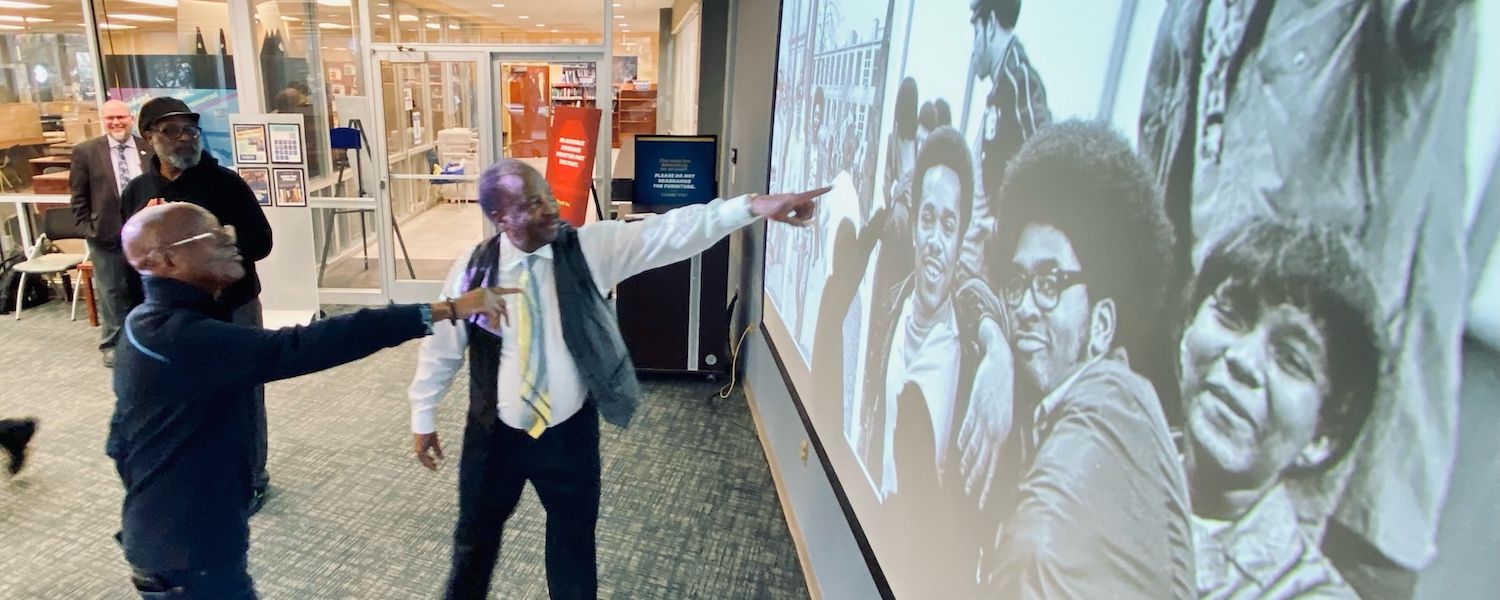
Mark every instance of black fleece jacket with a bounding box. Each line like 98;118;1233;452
120;151;274;309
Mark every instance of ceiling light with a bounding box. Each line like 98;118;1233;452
95;23;138;29
517;15;528;19
0;15;49;22
613;2;621;6
398;14;417;22
449;24;460;29
0;1;48;8
536;23;545;27
281;16;300;22
550;29;558;32
0;23;20;29
425;22;439;29
318;22;350;29
122;0;175;6
316;0;351;6
491;2;504;6
614;15;624;18
106;13;173;22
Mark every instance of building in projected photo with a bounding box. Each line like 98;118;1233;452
766;0;891;368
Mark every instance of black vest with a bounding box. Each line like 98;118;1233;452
461;225;641;430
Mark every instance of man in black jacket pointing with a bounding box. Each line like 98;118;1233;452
119;96;279;513
108;202;512;599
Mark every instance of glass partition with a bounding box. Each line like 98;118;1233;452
379;53;484;284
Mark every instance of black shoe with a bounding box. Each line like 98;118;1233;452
102;349;115;369
0;418;37;475
247;486;268;517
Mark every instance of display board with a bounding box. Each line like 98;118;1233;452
761;0;1500;598
230;112;318;330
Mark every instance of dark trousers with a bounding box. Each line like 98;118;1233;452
130;559;256;600
445;403;601;600
230;299;269;492
89;240;135;352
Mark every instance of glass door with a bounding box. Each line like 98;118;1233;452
373;50;495;302
494;53;611;208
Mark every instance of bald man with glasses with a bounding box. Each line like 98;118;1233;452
119;96;277;513
108;202;512;599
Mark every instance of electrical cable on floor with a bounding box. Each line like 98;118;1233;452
718;324;757;399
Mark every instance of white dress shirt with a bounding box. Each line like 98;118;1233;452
408;194;760;433
110;135;144;184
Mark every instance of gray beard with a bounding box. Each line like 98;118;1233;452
161;146;202;170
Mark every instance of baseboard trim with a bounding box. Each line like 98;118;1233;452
744;381;824;600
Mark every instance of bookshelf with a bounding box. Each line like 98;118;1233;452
612;88;657;148
550;63;597;109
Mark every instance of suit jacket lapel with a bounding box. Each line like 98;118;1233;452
134;135;151;173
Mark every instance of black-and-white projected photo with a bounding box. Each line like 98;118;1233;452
762;1;1500;599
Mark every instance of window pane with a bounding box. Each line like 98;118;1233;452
93;0;239;169
254;0;366;183
0;11;97;199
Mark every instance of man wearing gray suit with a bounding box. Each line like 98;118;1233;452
69;99;154;368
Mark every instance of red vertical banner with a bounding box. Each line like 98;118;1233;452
544;106;603;227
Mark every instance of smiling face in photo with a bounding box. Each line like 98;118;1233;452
912;165;963;316
1181;280;1333;489
1005;223;1093;395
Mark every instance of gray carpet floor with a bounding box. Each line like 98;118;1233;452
0;300;809;600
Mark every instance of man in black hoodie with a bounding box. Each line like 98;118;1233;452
119;96;276;514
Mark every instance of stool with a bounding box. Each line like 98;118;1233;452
78;260;97;327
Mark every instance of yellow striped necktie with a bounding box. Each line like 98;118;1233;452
518;254;551;438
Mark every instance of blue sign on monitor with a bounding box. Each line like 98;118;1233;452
633;135;717;206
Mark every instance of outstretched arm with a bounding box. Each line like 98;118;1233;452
171;285;512;392
581;187;831;289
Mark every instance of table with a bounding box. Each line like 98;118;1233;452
28;155;71;176
31;170;70;195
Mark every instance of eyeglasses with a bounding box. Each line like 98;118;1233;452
1001;267;1086;311
164;224;235;249
154;125;201;140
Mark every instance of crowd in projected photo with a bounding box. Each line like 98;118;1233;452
763;0;1500;599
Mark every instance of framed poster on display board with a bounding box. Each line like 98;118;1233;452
237;167;271;206
268;122;305;164
272;168;306;208
232;124;267;164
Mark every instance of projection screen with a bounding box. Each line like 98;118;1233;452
761;0;1500;598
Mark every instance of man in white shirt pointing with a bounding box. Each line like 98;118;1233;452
407;158;827;600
